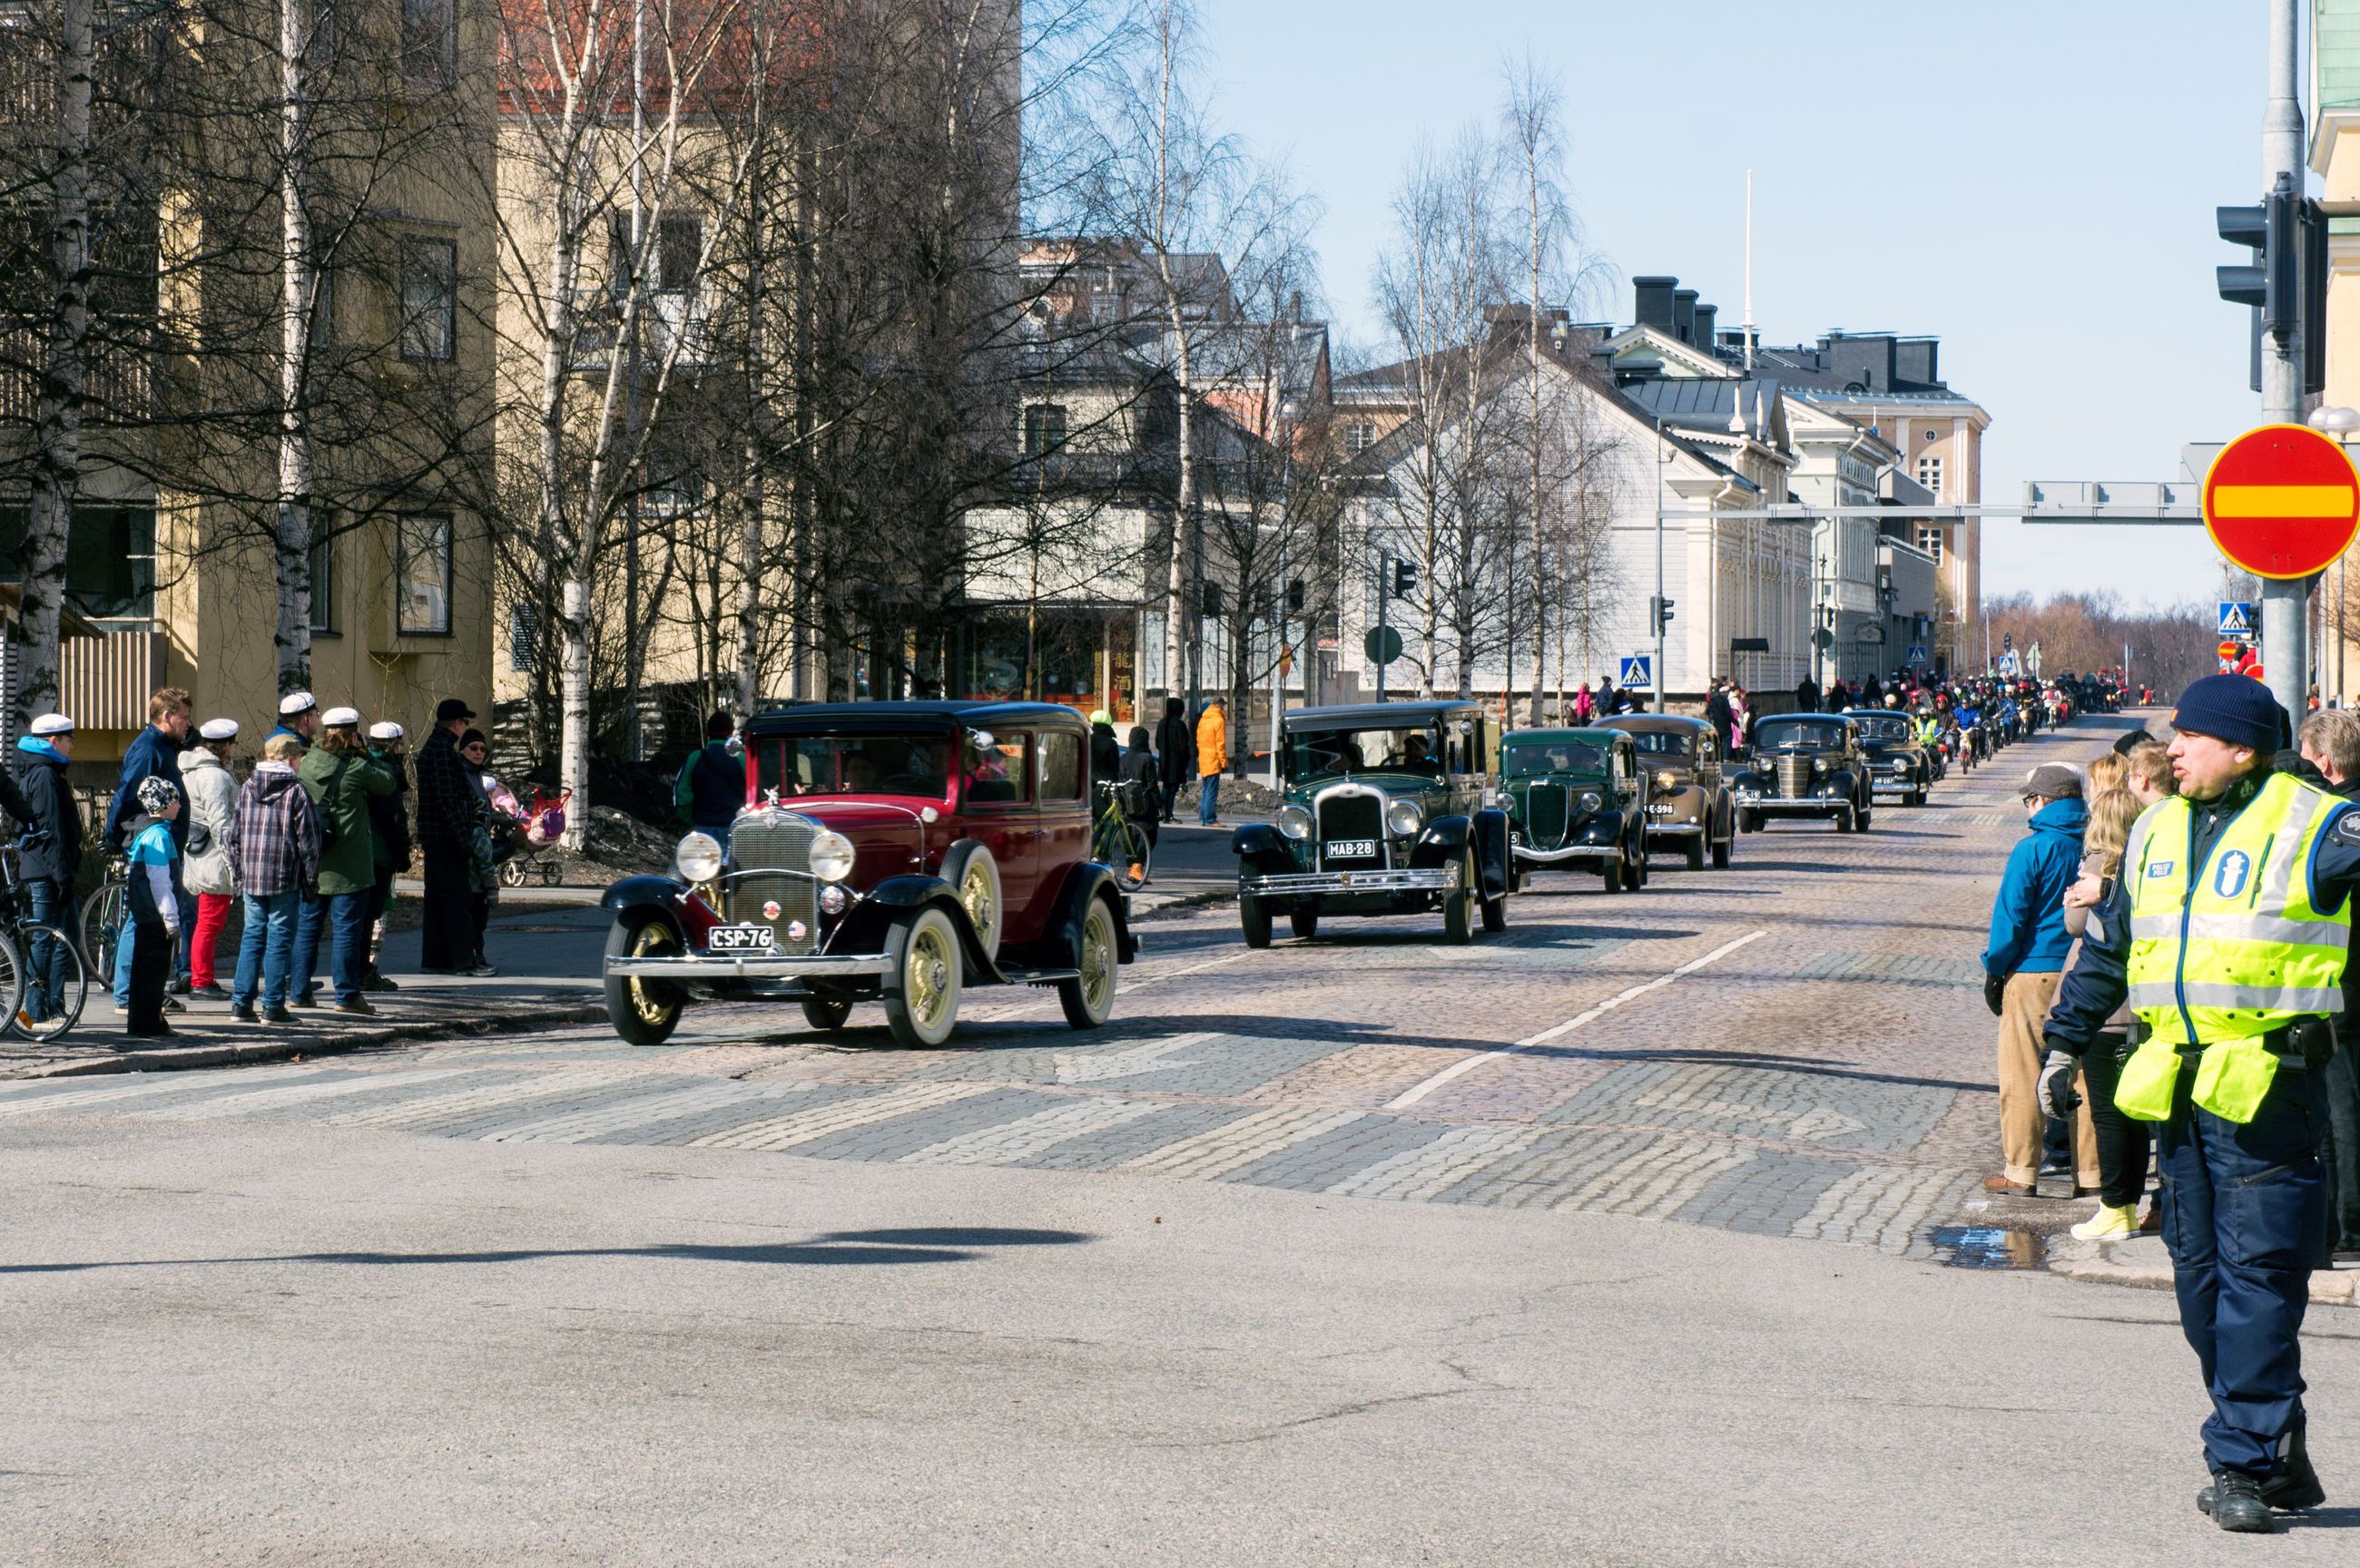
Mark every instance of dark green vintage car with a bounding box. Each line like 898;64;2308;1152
1500;727;1651;894
1843;708;1932;806
1229;701;1514;946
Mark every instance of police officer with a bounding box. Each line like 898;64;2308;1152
2045;674;2343;1532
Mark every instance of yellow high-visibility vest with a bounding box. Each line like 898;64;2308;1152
2116;772;2348;1122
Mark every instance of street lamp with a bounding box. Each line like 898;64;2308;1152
1268;397;1302;789
2309;405;2359;706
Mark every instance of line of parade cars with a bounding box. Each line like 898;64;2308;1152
591;695;1957;1049
1231;697;1957;948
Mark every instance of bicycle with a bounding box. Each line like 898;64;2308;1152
80;851;128;989
2;846;85;1040
1091;782;1152;893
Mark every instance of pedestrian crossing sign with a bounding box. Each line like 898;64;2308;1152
1905;644;1927;667
2218;601;2256;637
1619;655;1652;690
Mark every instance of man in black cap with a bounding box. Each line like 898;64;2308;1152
414;697;488;975
2048;673;2354;1532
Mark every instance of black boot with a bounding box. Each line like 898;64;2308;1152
2197;1416;2326;1517
2205;1472;2277;1533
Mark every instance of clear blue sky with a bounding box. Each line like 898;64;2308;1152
1195;0;2270;612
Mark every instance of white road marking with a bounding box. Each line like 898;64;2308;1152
1382;929;1769;1111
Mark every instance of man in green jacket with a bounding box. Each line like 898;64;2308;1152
297;707;397;1014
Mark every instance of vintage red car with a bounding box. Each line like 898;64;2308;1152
600;701;1139;1047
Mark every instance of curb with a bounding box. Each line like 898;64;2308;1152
12;1001;612;1081
2046;1236;2360;1307
1131;887;1233;922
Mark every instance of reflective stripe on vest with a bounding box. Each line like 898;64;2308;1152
2119;773;2350;1122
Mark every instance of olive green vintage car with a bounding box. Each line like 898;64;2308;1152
1229;701;1515;946
1613;713;1736;870
1500;727;1651;894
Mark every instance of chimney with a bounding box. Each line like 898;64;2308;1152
1290;289;1303;323
1692;302;1717;352
1632;275;1678;332
1672;288;1698;344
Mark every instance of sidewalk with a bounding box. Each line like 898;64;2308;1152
0;904;609;1081
2048;1233;2360;1307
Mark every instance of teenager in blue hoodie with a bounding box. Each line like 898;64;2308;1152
1982;761;2093;1193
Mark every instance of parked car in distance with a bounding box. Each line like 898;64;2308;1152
1613;714;1735;870
1500;727;1651;893
600;701;1138;1048
1732;713;1873;833
1231;701;1514;946
1844;708;1933;807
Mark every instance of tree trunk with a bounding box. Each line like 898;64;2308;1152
274;0;316;693
560;574;591;841
19;0;94;734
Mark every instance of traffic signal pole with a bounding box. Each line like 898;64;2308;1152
2261;0;2308;727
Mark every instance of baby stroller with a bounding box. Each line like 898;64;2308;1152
492;785;571;887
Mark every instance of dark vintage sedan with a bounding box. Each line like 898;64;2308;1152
1614;714;1735;870
1732;713;1874;833
1230;701;1515;946
1844;708;1932;806
1500;727;1650;893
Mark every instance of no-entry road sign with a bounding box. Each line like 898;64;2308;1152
2201;424;2360;579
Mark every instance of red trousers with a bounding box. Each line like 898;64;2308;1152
191;892;233;990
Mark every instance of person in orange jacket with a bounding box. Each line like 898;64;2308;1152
1195;696;1228;826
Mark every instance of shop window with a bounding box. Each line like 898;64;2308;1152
397;514;452;634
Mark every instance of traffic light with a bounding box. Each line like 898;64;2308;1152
1202;583;1222;617
1286;576;1306;614
1648;595;1676;635
1391;560;1417;600
2217;173;2327;396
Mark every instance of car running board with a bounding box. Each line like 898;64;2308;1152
1002;967;1081;986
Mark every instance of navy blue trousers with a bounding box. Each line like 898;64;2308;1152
2157;1062;2331;1477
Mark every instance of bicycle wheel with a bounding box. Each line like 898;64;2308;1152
1113;820;1151;892
7;922;88;1040
81;877;126;988
0;926;28;1035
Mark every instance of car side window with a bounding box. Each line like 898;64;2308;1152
965;731;1030;806
1038;731;1084;801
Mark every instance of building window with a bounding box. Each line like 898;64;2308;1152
309;523;337;633
402;0;457;87
657;215;702;290
1916;455;1943;496
0;504;156;621
1915;525;1944;564
398;239;456;362
1023;403;1068;457
509;601;540;672
397;514;452;635
1344;420;1376;455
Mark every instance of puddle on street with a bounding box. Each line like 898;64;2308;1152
1923;1224;2047;1269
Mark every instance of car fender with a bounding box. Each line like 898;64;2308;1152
1472;808;1512;897
828;875;1004;985
1018;860;1141;969
601;876;710;944
1411;813;1473;868
1232;821;1298;878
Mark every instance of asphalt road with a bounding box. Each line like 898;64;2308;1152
6;711;2356;1564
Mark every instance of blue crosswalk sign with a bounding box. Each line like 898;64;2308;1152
1905;644;1927;667
1619;655;1652;690
2218;601;2256;637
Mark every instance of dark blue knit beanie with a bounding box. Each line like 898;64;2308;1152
2170;674;2286;753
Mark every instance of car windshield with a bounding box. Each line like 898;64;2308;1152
1755;720;1847;750
1850;714;1913;741
1504;737;1609;776
755;732;953;799
1624;730;1692;758
1285;723;1445;783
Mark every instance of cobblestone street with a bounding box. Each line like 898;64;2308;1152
0;719;2133;1260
